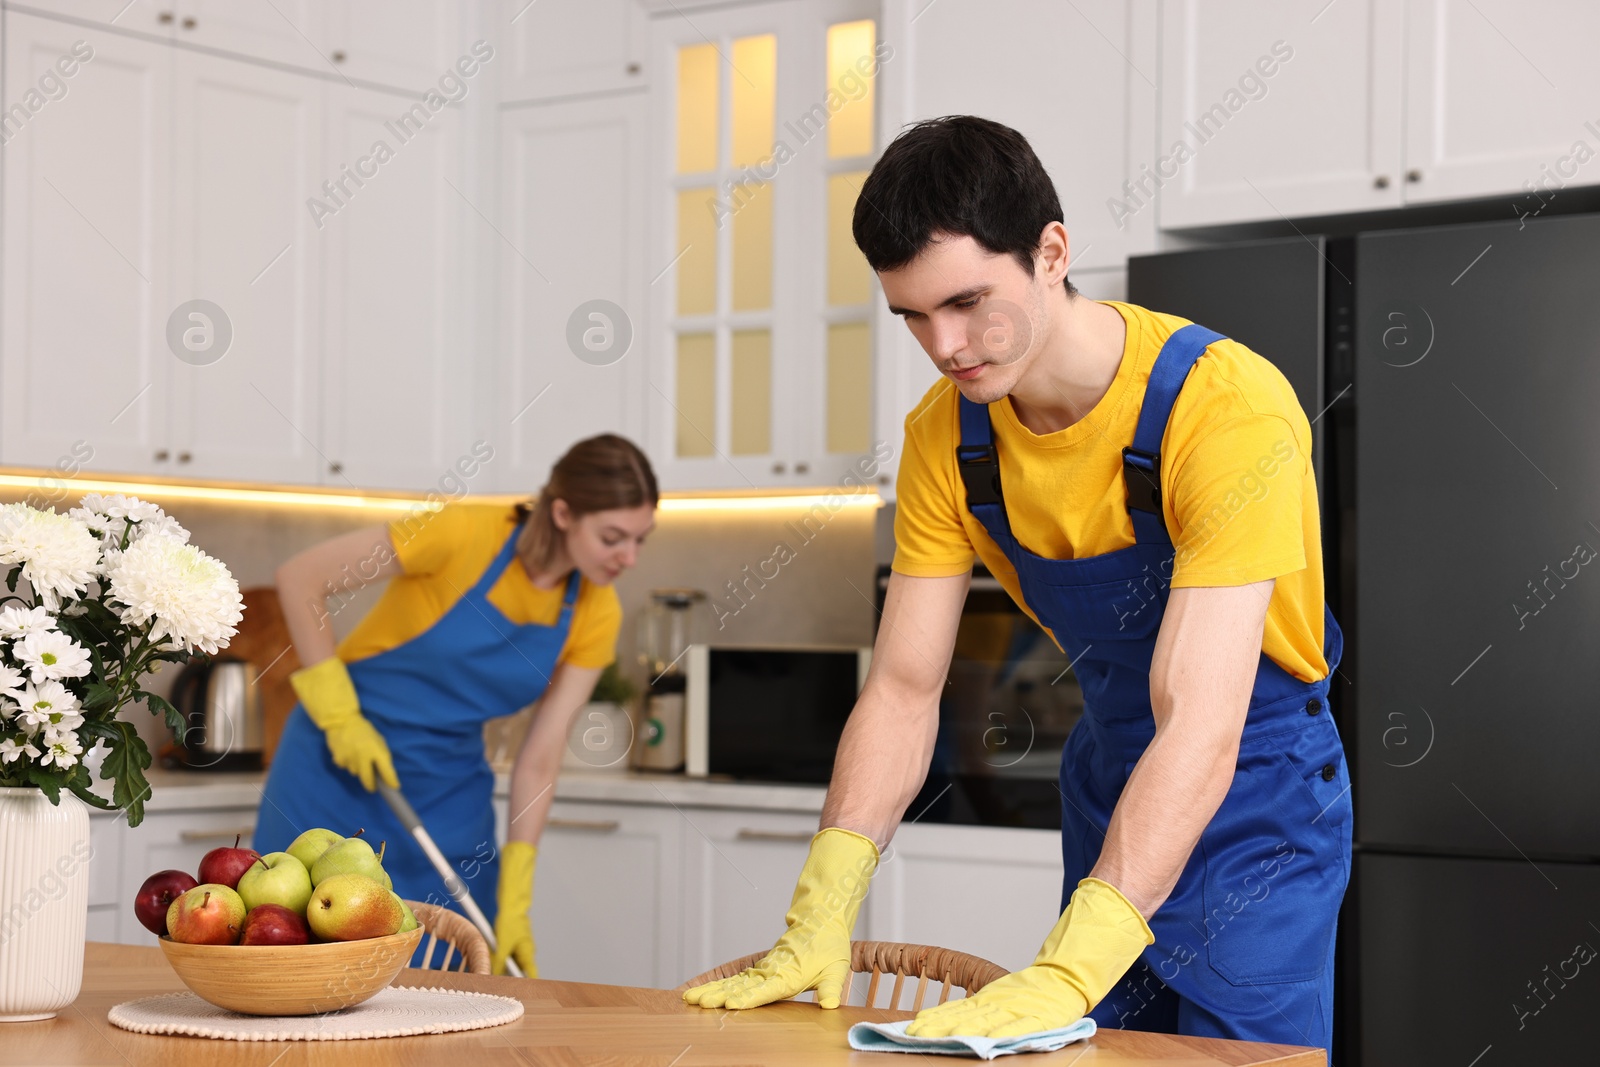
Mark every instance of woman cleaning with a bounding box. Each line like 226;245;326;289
254;434;658;976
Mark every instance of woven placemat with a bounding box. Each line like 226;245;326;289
107;986;524;1041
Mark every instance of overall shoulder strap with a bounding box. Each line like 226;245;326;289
1122;323;1228;545
956;395;1020;557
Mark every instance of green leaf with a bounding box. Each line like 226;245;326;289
140;691;186;744
4;568;18;593
22;763;65;803
65;763;116;811
81;682;118;713
100;722;153;828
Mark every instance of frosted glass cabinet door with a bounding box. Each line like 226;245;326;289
1;16;173;478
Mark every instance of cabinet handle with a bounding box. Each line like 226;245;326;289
794;462;809;475
332;51;347;63
177;451;192;464
179;826;255;844
328;461;344;475
735;828;815;843
1406;168;1423;183
771;462;786;475
181;16;196;29
626;62;642;75
154;449;170;462
547;818;621;833
1373;174;1391;189
877;474;890;486
158;11;174;23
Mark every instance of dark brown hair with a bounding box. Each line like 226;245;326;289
853;115;1077;295
515;434;658;570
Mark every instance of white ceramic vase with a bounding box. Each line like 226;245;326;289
0;786;90;1022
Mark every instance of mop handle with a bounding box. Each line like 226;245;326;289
377;783;525;979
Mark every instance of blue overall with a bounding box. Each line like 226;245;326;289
255;524;576;945
956;325;1352;1050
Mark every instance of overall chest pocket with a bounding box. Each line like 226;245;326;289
1041;574;1169;644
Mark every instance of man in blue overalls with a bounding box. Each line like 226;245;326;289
683;115;1351;1055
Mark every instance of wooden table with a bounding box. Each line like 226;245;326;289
7;943;1325;1065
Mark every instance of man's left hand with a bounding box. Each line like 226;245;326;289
905;877;1153;1038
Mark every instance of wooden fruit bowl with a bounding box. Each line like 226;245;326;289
158;927;424;1016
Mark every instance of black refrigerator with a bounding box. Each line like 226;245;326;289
1130;217;1600;1067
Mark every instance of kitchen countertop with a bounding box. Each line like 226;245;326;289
38;942;1326;1066
112;765;828;815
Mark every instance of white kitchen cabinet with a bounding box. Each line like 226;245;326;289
905;0;1157;275
167;49;324;485
1402;0;1600;207
1;16;173;478
499;0;649;102
1157;0;1406;229
677;808;826;982
92;802;259;946
315;0;457;92
317;80;475;490
492;91;646;492
523;800;684;988
867;822;1063;974
173;0;327;71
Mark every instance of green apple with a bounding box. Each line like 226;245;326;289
166;883;246;945
237;852;313;915
310;836;388;887
391;892;419;933
286;827;343;872
306;873;404;941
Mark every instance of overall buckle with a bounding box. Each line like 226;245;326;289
957;444;1003;506
1122;447;1161;514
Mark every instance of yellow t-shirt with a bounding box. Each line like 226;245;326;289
336;503;622;672
893;300;1327;682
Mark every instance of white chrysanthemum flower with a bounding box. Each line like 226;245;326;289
41;719;83;746
40;731;82;769
0;504;102;610
15;680;82;733
16;630;91;683
0;663;27;700
105;532;243;655
0;604;56;639
0;737;40;764
71;493;165;524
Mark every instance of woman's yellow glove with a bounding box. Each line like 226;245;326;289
289;657;399;792
905;877;1154;1038
492;840;537;976
682;827;878;1010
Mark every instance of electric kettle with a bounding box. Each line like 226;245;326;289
168;658;264;771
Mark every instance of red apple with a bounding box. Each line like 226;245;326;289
134;869;199;936
166;884;245;945
197;835;261;890
238;903;311;946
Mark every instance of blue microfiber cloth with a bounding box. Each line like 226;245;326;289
847;1017;1097;1059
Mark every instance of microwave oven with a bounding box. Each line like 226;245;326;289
684;644;872;782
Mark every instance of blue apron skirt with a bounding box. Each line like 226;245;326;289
956;324;1352;1050
254;524;576;957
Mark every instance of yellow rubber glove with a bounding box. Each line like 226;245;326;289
905;877;1154;1038
290;657;398;793
492;840;537;977
682;827;878;1010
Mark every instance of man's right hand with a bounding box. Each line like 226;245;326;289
682;827;879;1010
